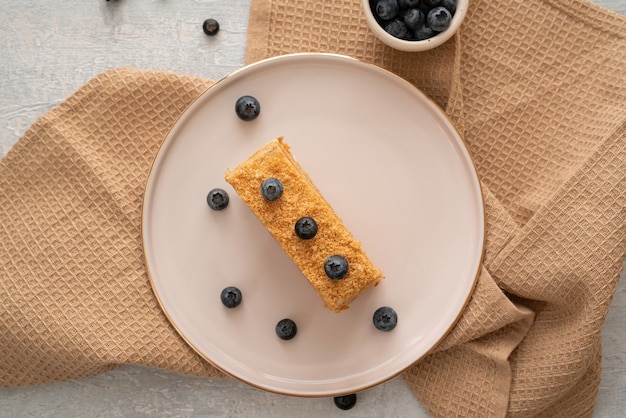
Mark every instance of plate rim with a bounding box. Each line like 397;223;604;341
140;52;485;397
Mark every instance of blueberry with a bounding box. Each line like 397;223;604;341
375;0;399;20
202;18;220;36
275;318;297;340
427;6;452;32
373;306;398;331
440;0;457;14
295;217;318;240
235;95;261;121
206;188;229;210
324;255;349;280
220;286;242;308
414;25;435;40
422;0;441;6
333;394;357;410
261;178;284;201
384;19;408;39
403;8;425;31
398;0;419;8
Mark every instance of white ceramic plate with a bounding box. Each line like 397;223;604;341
142;53;484;397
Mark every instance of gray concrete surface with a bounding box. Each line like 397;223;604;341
1;1;624;416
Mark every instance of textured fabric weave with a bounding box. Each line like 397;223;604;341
246;1;626;415
1;0;625;417
0;70;224;383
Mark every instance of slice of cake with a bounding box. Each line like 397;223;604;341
225;137;384;312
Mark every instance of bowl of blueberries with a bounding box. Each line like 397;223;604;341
363;0;468;51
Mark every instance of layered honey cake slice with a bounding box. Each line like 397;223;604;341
225;137;384;313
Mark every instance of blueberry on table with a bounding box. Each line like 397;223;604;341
375;0;399;20
220;286;242;308
427;7;452;32
235;95;261;121
261;178;284;201
202;18;220;36
275;318;297;340
373;306;398;331
333;393;357;410
295;217;318;240
206;188;229;210
324;255;349;280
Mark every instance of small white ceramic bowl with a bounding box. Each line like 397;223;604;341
362;0;469;52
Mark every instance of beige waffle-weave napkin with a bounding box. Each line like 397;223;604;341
1;0;625;416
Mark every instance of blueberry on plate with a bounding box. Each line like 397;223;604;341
275;318;297;340
427;6;452;32
295;216;318;240
375;0;399;20
220;286;242;308
235;95;261;121
206;188;229;210
333;393;357;410
202;18;220;36
324;255;349;280
373;306;398;331
261;178;284;201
